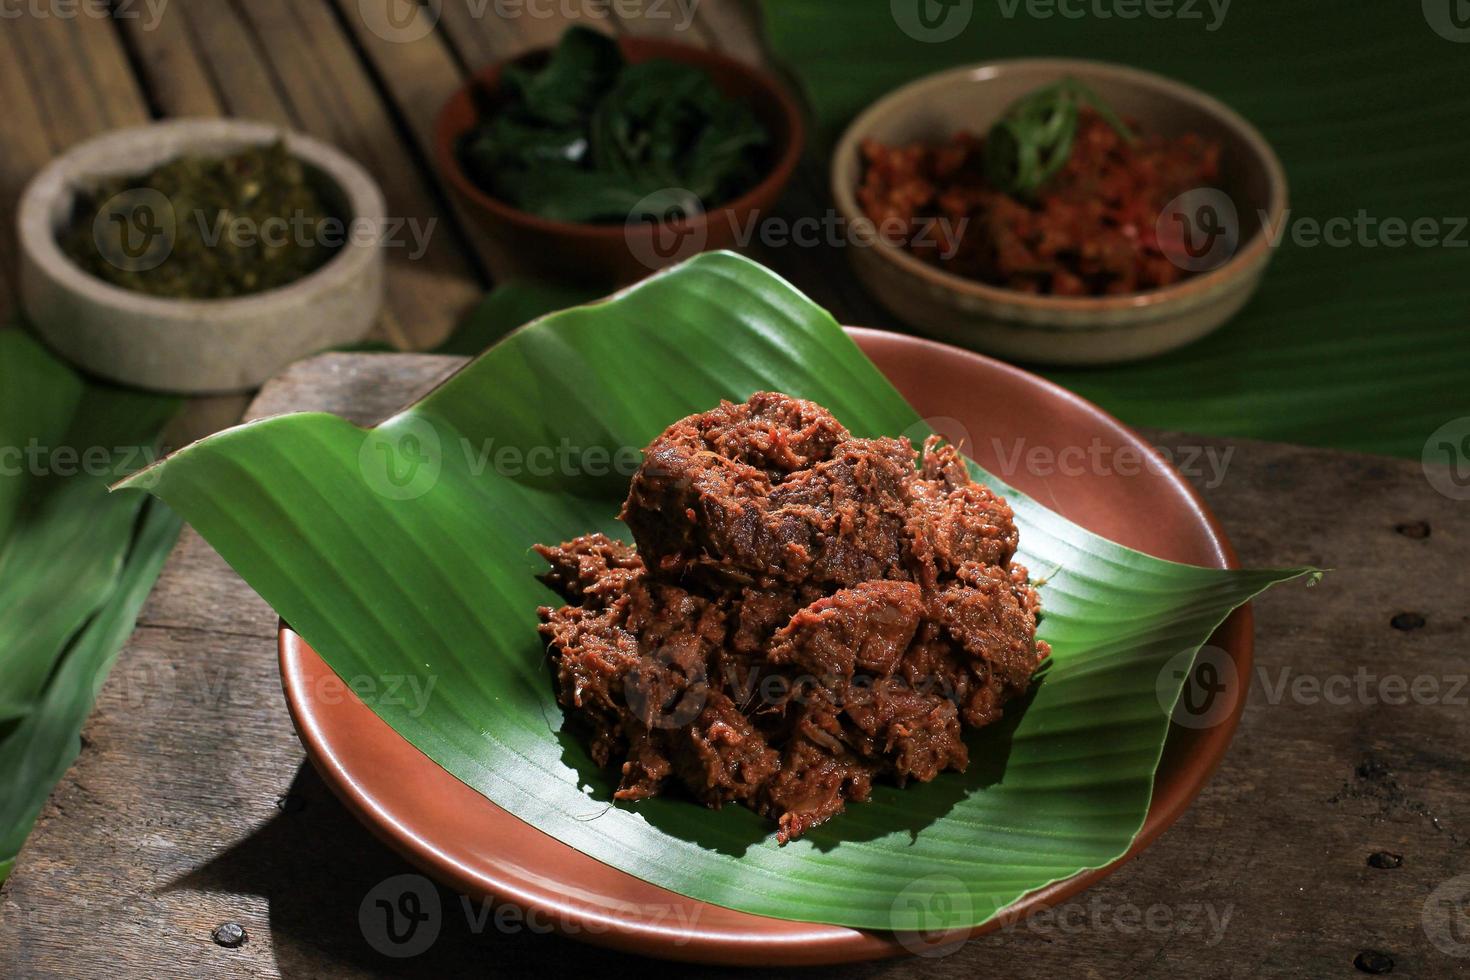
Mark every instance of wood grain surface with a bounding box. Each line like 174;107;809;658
2;352;1466;978
0;2;1466;977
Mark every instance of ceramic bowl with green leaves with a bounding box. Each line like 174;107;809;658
434;30;804;285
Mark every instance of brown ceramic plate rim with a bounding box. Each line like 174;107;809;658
278;328;1251;965
432;37;805;242
830;58;1289;314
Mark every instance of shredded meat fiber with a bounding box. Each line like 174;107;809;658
536;392;1048;842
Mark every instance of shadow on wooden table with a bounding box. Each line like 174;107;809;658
159;763;740;978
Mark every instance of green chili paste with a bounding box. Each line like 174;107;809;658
60;141;344;300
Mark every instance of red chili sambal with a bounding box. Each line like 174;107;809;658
857;109;1223;296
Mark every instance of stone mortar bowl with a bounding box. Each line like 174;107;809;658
19;118;386;394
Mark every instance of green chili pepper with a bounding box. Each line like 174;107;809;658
983;78;1136;197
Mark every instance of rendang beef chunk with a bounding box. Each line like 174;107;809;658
537;392;1048;843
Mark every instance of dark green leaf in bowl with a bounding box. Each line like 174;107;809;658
457;27;770;224
499;25;623;128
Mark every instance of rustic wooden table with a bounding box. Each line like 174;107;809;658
1;3;1467;978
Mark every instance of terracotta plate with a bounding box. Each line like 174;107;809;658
279;329;1250;965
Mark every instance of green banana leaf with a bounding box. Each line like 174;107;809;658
118;253;1309;929
0;500;181;873
0;329;181;882
0;337;176;707
764;0;1470;459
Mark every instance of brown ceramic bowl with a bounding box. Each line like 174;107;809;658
279;328;1252;965
831;60;1288;365
434;39;804;286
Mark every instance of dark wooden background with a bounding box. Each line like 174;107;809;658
0;2;1467;977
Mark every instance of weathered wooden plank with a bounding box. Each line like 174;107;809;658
67;6;154;125
4;10;142;150
0;27;58;318
115;3;228;118
324;0;513;277
436;0;618;69
1;349;1465;978
155;1;295;125
433;0;511;71
189;0;483;349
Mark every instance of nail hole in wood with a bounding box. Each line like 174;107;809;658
1354;950;1394;974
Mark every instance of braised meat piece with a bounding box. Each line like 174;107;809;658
759;707;876;844
768;581;924;680
910;437;1019;575
668;690;781;808
535;532;642;606
842;677;969;783
537;392;1048;842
